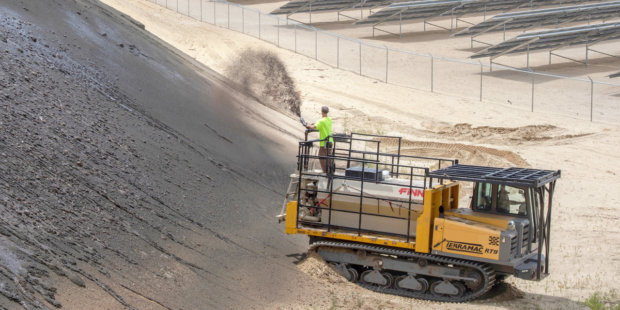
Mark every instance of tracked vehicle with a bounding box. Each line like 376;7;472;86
277;132;560;302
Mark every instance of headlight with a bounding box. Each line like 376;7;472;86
507;220;516;230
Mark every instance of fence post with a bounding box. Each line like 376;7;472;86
588;76;594;122
315;29;318;60
337;37;340;68
531;70;535;112
479;60;483;101
359;41;362;76
385;46;388;83
430;54;434;92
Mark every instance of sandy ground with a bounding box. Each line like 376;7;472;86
1;0;619;309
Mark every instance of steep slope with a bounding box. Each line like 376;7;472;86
0;0;310;309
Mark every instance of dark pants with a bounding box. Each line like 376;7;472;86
319;147;333;173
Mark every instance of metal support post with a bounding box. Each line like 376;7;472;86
359;41;362;75
479;60;483;101
310;3;312;24
400;13;402;38
200;0;203;21
259;12;261;39
385;46;389;83
588;76;594;122
294;24;297;52
227;2;230;29
242;8;244;33
315;30;318;60
450;9;454;31
526;45;530;69
176;0;179;12
337;37;340;68
585;43;589;65
277;18;280;47
430;54;434;92
531;70;535;112
213;1;216;25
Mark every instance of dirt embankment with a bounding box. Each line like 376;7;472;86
0;0;308;309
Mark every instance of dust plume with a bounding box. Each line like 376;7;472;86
225;49;301;116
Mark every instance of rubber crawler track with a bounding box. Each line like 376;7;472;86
309;240;496;302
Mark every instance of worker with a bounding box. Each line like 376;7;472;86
306;106;334;173
478;195;491;210
497;186;510;213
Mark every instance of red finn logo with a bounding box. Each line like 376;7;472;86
399;188;424;197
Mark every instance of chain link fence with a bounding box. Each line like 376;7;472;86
147;0;620;123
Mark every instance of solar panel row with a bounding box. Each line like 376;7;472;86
355;0;462;25
456;1;620;36
445;0;605;16
356;0;606;26
472;22;620;58
271;0;390;15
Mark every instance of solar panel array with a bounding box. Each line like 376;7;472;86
456;1;620;36
356;0;606;26
271;0;390;15
442;0;606;16
472;22;620;58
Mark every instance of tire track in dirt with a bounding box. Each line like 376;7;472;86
432;123;591;144
378;138;529;167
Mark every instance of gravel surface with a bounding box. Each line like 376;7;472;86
0;0;310;308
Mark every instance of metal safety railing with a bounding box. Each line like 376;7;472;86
293;132;456;242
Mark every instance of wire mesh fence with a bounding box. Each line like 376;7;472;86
146;0;620;123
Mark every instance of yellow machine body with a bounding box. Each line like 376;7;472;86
285;179;516;262
432;217;503;260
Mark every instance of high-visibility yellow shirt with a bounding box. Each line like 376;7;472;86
315;117;333;147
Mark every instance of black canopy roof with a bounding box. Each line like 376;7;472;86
428;164;561;188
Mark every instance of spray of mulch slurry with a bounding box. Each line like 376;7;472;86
225;49;301;117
